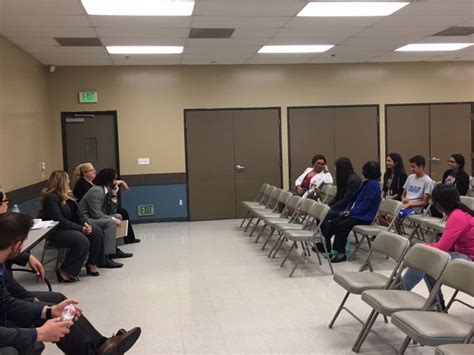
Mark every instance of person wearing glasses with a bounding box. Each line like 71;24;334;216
294;154;333;198
442;154;470;196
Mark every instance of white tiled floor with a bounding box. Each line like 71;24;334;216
17;219;472;354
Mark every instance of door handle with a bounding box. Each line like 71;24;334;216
235;164;245;173
431;157;441;162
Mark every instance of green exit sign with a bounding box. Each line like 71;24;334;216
79;91;98;103
137;204;154;217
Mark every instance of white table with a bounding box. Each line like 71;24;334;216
22;221;59;252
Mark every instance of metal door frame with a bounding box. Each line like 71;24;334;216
384;102;473;176
287;104;380;188
61;110;120;175
184;107;283;221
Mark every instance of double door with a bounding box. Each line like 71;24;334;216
288;105;379;185
185;108;282;220
386;103;472;181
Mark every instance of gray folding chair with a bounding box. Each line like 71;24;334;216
318;184;331;203
352;244;451;353
254;195;302;244
392;259;474;354
460;195;474;210
350;199;403;262
435;344;474;355
248;190;292;237
266;198;318;257
243;187;281;232
323;185;337;204
240;184;273;228
279;202;331;276
329;231;410;329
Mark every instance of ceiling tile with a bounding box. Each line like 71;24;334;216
111;55;182;65
39;58;113;66
8;37;58;46
375;15;471;27
192;16;290;28
22;45;108;54
0;14;90;27
274;27;364;38
396;2;474;16
185;38;267;46
100;37;186;46
0;26;96;37
231;28;279;38
182;58;248;65
285;17;382;28
247;54;316;64
88;16;191;28
0;0;85;15
183;45;259;54
265;37;343;45
194;1;304;17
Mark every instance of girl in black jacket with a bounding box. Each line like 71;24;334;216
443;154;470;196
379;153;407;226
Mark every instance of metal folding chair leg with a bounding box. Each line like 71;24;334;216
352;309;380;353
280;241;296;267
397;336;412;355
249;219;261;237
261;228;276;250
239;211;250;228
244;217;254;232
255;225;267;243
329;291;350;328
272;237;287;258
289;248;306;277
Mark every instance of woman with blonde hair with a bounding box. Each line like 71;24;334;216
40;170;103;282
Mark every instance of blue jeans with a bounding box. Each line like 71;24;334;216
402;251;472;306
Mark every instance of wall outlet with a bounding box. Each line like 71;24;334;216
40;162;46;171
179;199;183;206
138;158;150;165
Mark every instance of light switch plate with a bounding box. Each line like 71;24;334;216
138;158;150;165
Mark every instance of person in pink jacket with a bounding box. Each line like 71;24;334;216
402;184;474;308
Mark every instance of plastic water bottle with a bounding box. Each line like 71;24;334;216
60;304;77;322
12;204;20;213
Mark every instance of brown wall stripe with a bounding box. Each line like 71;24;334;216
7;180;47;205
120;173;187;186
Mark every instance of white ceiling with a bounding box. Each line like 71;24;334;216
0;0;473;66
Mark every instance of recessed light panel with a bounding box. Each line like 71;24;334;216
396;43;473;51
258;45;334;53
81;0;195;16
298;2;409;17
106;46;184;54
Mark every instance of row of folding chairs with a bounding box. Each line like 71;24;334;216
329;231;473;354
239;183;335;276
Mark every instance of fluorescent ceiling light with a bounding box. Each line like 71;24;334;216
298;2;409;17
258;45;334;54
106;46;184;54
396;43;473;51
81;0;195;16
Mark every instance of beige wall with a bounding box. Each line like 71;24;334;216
48;62;474;189
0;36;53;191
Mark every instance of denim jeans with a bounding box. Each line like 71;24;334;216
402;251;472;306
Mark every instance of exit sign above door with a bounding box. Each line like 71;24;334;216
79;91;98;103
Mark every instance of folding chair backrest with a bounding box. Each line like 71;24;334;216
319;184;331;201
441;259;474;297
286;195;302;210
268;188;283;209
377;199;403;228
324;185;337;204
308;202;330;223
261;185;275;205
278;191;292;205
402;244;451;281
372;231;410;262
255;183;270;201
460;196;474;211
298;198;317;215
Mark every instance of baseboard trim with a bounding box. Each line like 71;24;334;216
131;216;188;224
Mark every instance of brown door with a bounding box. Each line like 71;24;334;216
288;108;335;185
233;109;281;217
334;106;379;176
430;104;471;181
62;112;119;180
186;110;236;220
386;105;430;172
185;108;282;221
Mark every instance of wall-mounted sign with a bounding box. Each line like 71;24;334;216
79;91;98;103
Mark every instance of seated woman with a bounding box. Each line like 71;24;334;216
39;171;103;282
403;184;474;308
378;153;407;226
79;168;132;266
321;161;382;263
74;162;140;244
294;154;333;198
315;158;362;253
442;154;470;196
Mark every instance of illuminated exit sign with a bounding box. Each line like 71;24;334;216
79;91;98;103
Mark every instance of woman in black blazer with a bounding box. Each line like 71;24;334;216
40;171;103;282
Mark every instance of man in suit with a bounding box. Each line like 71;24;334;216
0;212;141;355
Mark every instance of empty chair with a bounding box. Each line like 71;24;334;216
435;344;474;355
352;244;451;353
248;190;292;237
279;202;330;276
350;199;403;261
460;195;474;210
322;185;337;204
254;195;302;244
243;187;281;232
240;184;274;227
266;198;318;257
392;259;474;354
329;231;410;328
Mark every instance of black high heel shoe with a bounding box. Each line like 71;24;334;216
56;269;77;283
86;265;100;277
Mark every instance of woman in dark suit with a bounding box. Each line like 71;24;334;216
40;170;103;282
